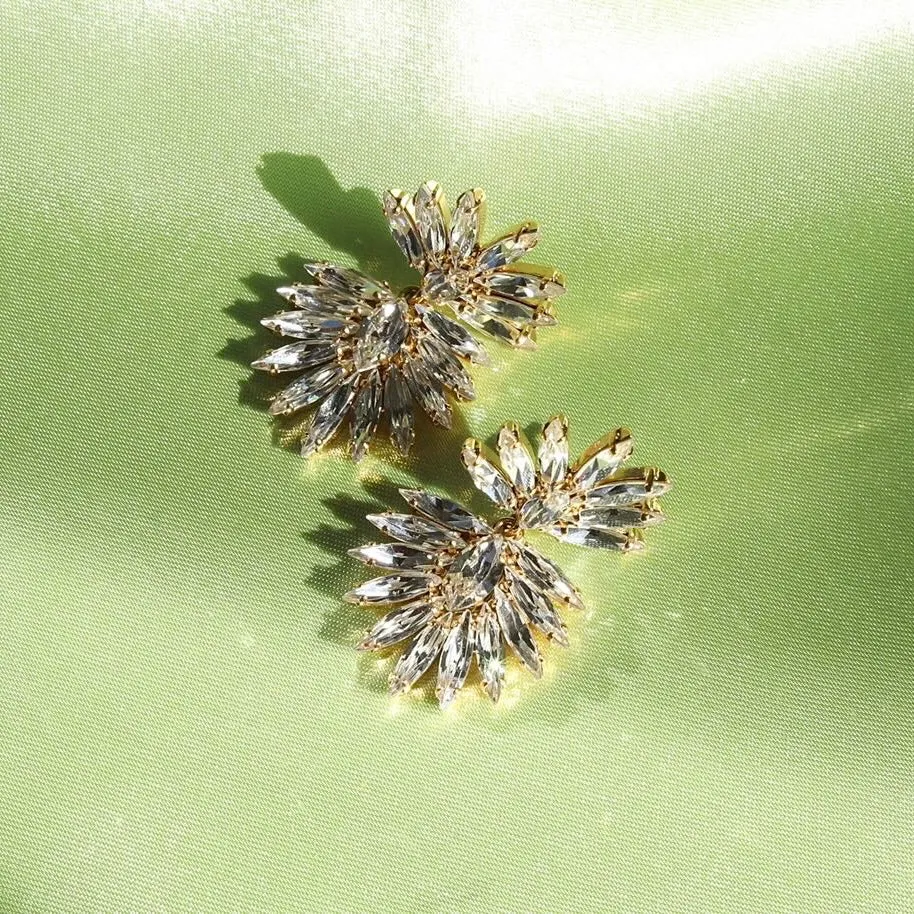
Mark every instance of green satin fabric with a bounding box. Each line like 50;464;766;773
1;1;912;911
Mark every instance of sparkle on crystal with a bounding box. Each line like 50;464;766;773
251;182;565;459
346;416;670;708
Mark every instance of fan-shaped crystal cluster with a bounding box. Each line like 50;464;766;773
252;182;565;458
345;417;670;707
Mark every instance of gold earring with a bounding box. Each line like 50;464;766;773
252;182;565;459
345;416;670;707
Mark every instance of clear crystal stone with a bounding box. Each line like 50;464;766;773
493;586;542;678
350;369;383;461
389;621;447;695
348;542;437;570
459;311;536;349
251;342;336;374
508;572;568;646
366;512;459;547
585;468;670;506
275;284;300;303
451;536;504;605
383;190;424;268
511;543;583;610
436;612;473;708
306;263;386;298
358;602;433;651
260;312;346;339
398;489;491;535
461;440;516;507
269;364;344;416
485;273;537;299
474;608;505;702
497;423;536;494
548;527;645;551
476;223;539;271
422;266;473;302
278;284;361;315
450;188;485;263
437;578;477;613
538;415;569;484
344;571;440;605
573;428;635;490
404;359;452;429
419;305;491;365
578;506;665;530
476;295;538;327
352;300;407;371
413;182;448;266
486;270;566;301
300;378;357;456
423;269;458;300
541;280;566;299
384;365;414;454
518;489;572;528
533;305;557;327
417;336;475;400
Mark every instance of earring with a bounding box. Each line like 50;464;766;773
252;182;565;459
345;416;670;707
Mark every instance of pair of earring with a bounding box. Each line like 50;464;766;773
250;182;670;709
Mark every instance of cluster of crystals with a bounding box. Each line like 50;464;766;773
346;417;670;707
251;183;564;459
252;263;486;458
384;181;565;350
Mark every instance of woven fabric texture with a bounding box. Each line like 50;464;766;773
1;1;913;911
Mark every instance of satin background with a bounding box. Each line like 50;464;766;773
1;1;913;911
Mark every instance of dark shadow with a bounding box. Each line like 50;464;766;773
523;420;545;447
366;407;485;504
308;465;471;648
258;154;418;291
219;155;418;418
309;492;385;649
220;252;312;420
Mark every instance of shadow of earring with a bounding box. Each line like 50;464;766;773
218;154;421;447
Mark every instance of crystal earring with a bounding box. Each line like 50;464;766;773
345;416;671;707
252;182;565;459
